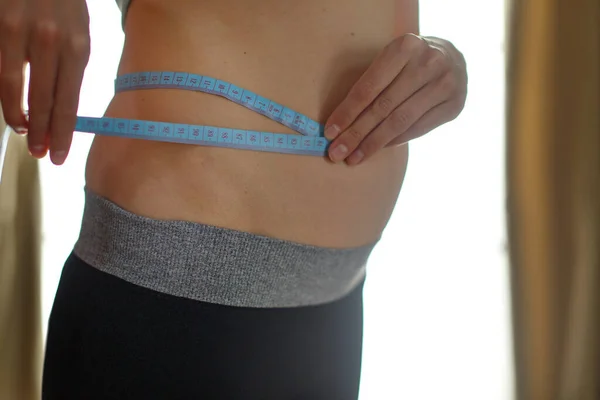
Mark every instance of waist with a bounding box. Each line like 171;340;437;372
84;1;410;248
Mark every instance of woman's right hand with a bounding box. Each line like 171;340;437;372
0;0;90;165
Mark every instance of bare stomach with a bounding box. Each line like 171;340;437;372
85;0;413;248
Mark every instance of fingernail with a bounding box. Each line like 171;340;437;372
29;145;47;157
51;150;67;165
324;124;340;140
347;150;364;165
330;144;348;162
14;126;27;135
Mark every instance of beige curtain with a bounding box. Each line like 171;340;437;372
507;0;600;399
0;120;42;399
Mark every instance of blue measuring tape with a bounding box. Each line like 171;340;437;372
75;71;331;157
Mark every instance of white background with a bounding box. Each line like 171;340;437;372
39;1;513;399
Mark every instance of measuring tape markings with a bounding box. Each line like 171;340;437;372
115;71;324;137
75;71;331;157
75;116;329;157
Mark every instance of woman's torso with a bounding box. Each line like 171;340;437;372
85;0;415;248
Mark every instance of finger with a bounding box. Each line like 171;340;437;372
387;100;461;147
27;20;60;158
49;35;89;165
345;81;448;165
0;13;28;132
328;48;449;163
387;71;465;147
324;35;424;140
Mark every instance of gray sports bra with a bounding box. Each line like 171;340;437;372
116;0;131;27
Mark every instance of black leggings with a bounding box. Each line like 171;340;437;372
42;254;365;400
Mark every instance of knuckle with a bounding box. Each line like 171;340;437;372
425;48;449;71
332;114;352;131
401;33;426;53
338;116;353;130
28;106;53;125
53;104;78;118
438;72;458;95
346;127;364;141
0;13;24;36
372;96;395;118
352;80;377;103
358;139;379;157
32;20;60;45
29;95;54;112
390;110;411;132
329;108;355;130
67;34;91;59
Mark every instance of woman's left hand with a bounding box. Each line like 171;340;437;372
324;34;468;165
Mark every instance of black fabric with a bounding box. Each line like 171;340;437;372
42;253;364;400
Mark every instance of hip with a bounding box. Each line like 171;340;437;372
43;253;365;399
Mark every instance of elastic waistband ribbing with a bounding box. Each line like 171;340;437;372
74;189;377;308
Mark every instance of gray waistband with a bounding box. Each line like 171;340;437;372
74;189;377;308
